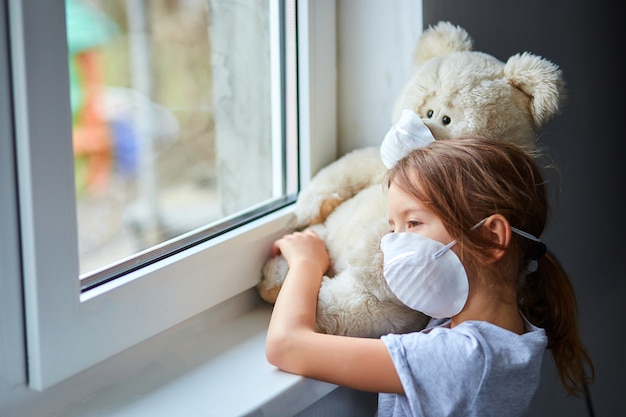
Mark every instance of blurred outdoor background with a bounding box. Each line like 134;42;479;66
67;0;274;275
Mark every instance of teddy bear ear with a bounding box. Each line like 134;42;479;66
504;52;567;129
412;21;473;67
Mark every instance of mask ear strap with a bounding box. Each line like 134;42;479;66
470;218;488;231
511;227;547;260
433;240;457;259
510;226;540;242
474;219;547;261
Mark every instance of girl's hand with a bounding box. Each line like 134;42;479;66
272;230;330;277
266;229;403;394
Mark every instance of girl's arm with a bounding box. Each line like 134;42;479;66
265;230;404;394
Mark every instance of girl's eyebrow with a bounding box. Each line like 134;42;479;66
401;205;429;217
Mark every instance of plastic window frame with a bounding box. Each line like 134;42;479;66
5;0;336;391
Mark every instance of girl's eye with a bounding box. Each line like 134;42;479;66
407;220;422;229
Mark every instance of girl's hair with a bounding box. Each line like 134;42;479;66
387;136;594;396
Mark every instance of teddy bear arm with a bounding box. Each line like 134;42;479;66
294;146;386;226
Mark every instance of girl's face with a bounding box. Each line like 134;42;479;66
387;181;454;245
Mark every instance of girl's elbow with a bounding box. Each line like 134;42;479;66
265;329;290;368
265;328;308;372
265;337;281;367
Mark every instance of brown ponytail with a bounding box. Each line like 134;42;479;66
518;252;595;396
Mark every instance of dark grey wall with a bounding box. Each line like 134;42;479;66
424;1;624;416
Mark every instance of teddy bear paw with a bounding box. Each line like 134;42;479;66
258;254;290;303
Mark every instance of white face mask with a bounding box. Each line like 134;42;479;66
381;220;545;318
381;232;468;318
380;109;436;169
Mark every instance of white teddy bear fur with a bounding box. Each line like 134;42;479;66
257;21;565;338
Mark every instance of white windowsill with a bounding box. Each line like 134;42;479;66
48;292;339;417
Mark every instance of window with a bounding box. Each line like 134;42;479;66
6;0;336;390
66;0;297;284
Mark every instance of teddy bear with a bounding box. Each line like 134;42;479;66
257;21;565;338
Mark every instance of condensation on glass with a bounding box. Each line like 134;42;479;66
66;0;296;286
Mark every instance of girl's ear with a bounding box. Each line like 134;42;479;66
482;214;511;263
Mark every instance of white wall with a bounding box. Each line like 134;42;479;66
336;0;422;155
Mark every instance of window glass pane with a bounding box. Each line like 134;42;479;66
66;0;283;276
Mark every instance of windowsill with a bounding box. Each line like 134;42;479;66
57;291;340;417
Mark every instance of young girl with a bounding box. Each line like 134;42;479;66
265;136;594;416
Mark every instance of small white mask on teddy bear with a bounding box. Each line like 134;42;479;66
380;109;436;169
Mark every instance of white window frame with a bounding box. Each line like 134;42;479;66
6;0;336;391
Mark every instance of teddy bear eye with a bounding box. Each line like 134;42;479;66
426;110;434;118
442;115;451;125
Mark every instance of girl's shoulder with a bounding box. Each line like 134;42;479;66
385;316;546;356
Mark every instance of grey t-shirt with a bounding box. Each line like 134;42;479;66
378;316;547;417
